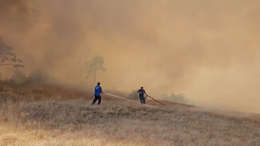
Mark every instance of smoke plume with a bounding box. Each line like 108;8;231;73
1;0;260;113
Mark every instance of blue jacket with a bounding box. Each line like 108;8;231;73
94;86;102;96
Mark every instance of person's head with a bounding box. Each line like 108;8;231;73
97;82;100;86
141;87;143;89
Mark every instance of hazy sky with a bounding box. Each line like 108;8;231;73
1;0;260;113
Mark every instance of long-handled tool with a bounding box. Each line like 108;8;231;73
104;92;161;109
86;94;94;102
146;94;165;105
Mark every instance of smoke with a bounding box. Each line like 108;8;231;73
1;0;260;113
0;0;86;74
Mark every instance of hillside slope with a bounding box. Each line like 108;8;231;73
0;83;260;146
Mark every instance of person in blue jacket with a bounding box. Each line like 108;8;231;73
92;82;103;105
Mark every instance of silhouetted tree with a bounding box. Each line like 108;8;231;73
85;56;106;85
0;37;24;68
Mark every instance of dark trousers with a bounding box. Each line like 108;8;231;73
92;95;101;105
139;95;145;104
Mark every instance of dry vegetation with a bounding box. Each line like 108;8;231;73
0;82;260;146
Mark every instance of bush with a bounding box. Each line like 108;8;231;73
162;92;189;104
9;69;57;85
10;69;27;84
27;69;51;84
128;89;139;100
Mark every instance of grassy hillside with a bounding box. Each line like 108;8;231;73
0;82;260;146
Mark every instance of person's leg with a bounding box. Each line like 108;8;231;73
92;96;98;105
139;96;143;104
98;96;101;105
143;96;146;104
141;96;145;104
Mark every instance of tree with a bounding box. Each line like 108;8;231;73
0;37;24;68
85;56;106;85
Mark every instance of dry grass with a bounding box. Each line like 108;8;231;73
0;82;260;146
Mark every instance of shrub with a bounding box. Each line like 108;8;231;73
8;69;58;85
27;69;51;84
162;92;189;104
10;69;27;84
128;89;139;100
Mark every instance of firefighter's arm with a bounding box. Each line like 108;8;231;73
144;90;147;96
